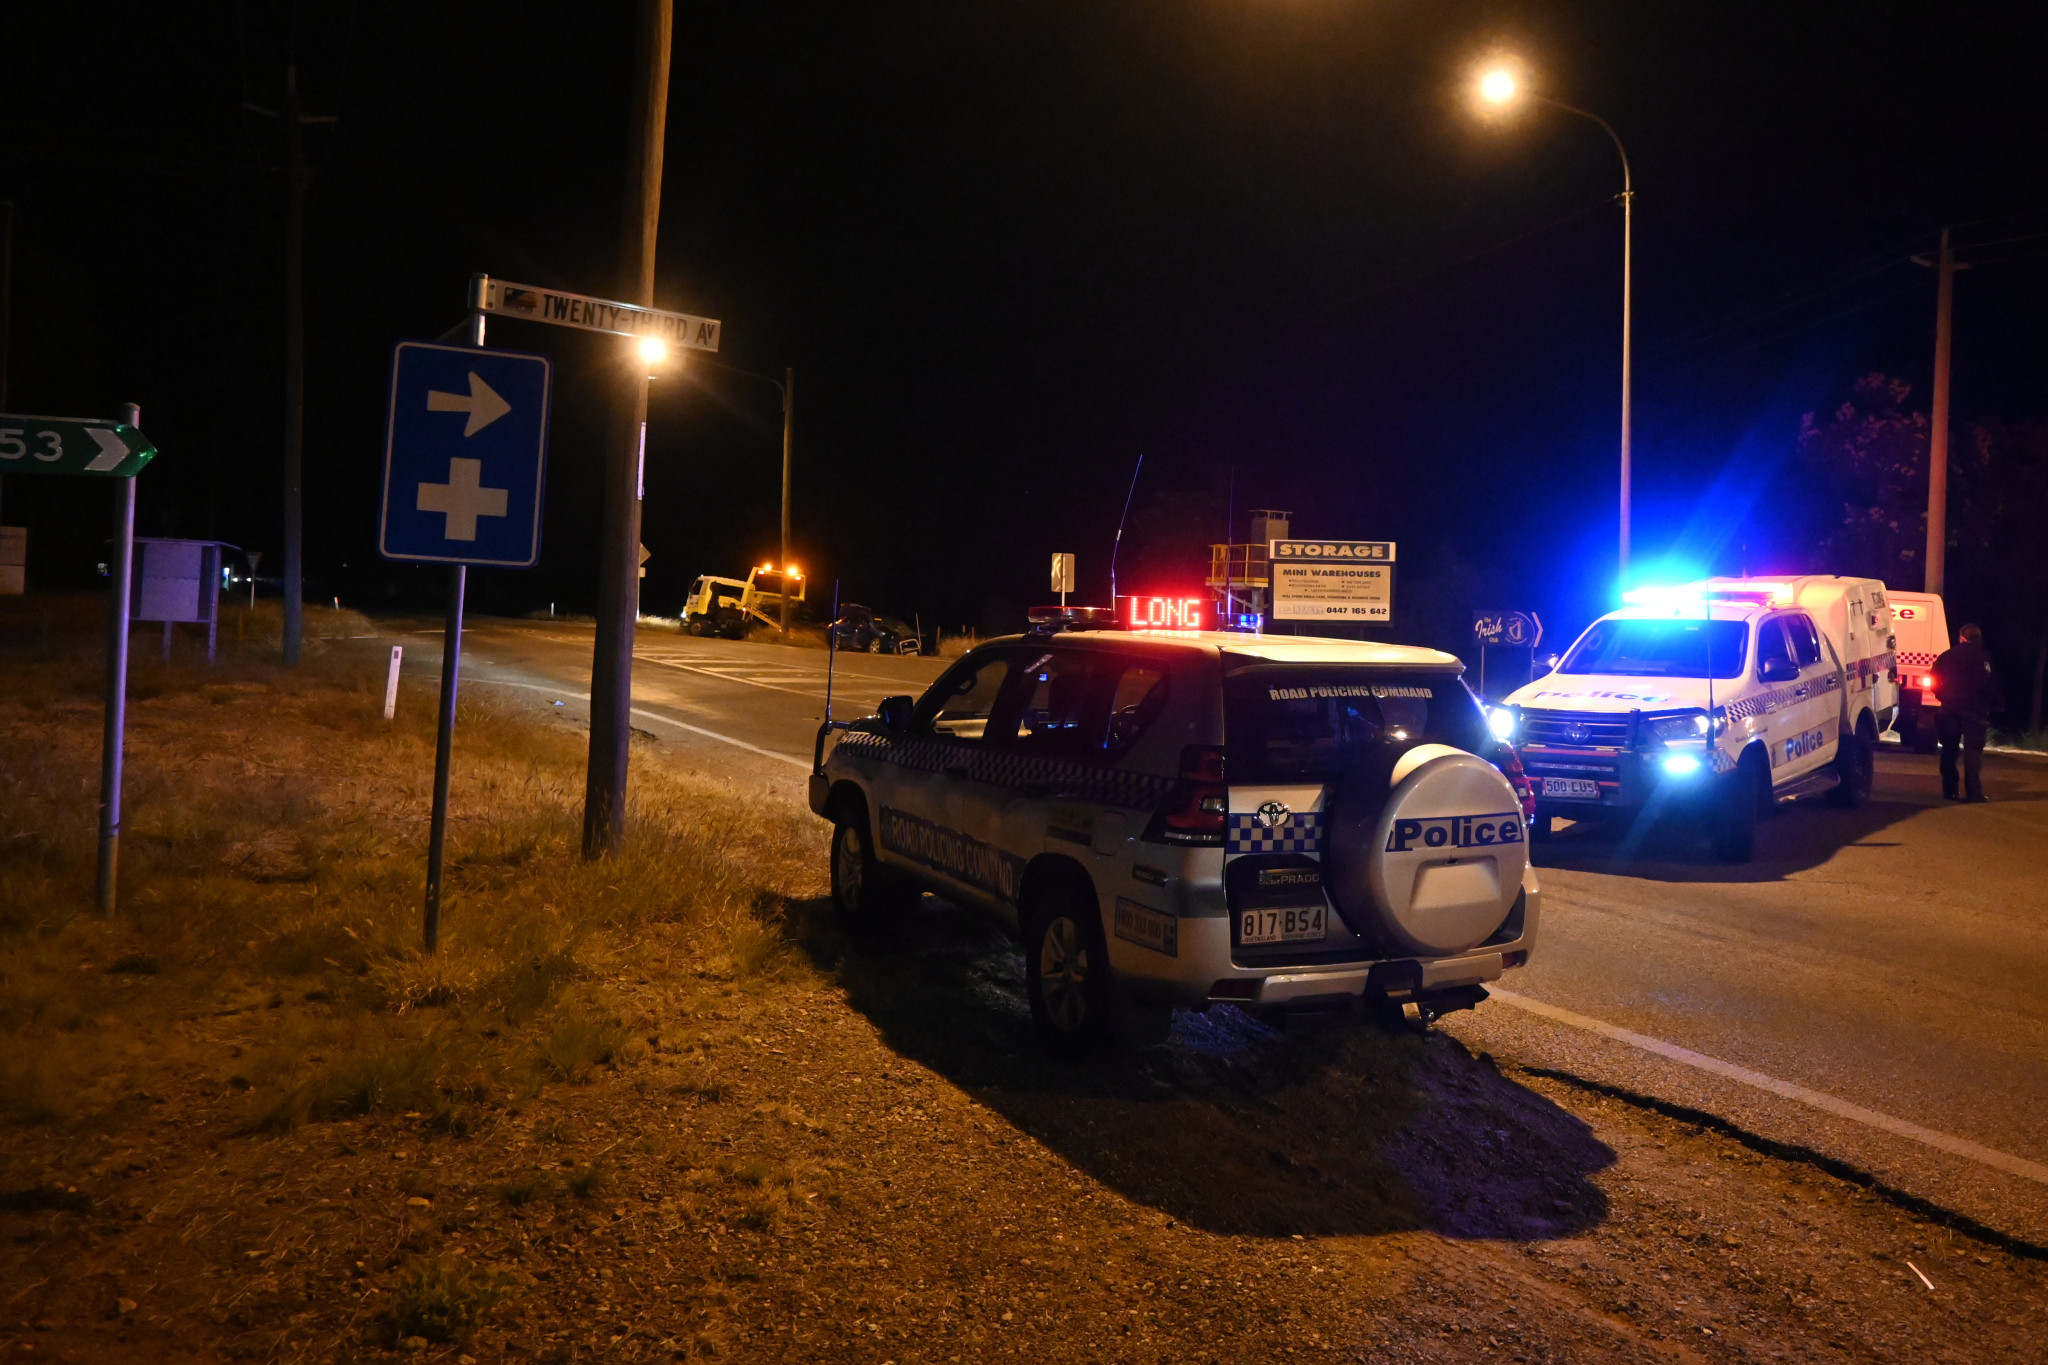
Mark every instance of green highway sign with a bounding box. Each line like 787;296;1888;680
0;415;157;477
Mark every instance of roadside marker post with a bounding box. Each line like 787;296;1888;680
383;645;403;720
378;319;552;950
1051;552;1075;607
0;402;157;913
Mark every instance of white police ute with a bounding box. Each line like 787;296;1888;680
808;607;1541;1053
1499;576;1899;863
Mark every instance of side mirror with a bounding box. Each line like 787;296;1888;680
1535;653;1561;674
1759;658;1798;684
877;695;915;733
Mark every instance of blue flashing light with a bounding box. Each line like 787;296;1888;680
1621;584;1702;608
1661;753;1703;777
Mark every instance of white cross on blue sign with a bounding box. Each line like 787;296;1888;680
379;341;551;567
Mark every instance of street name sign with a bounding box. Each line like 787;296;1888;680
380;342;552;567
475;275;722;353
0;415;155;477
1473;609;1542;649
1269;539;1395;623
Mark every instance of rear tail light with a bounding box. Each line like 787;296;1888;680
1146;745;1227;845
1491;743;1537;821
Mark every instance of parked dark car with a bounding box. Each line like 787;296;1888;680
830;604;921;654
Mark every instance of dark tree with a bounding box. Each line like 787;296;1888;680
1797;374;1932;586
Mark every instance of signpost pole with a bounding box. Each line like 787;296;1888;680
421;311;485;950
423;562;465;951
95;403;139;915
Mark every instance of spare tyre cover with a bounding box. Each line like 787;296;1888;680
1321;744;1526;956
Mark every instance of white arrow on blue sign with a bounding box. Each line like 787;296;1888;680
379;341;551;567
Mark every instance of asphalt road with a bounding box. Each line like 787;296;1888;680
419;618;2048;1246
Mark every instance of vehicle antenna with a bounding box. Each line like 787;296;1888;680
1110;453;1144;606
825;579;840;725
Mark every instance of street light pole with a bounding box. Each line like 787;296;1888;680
693;357;798;636
1476;68;1636;587
583;0;672;861
1534;95;1634;586
780;366;794;638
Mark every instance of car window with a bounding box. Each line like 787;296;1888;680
1755;619;1793;675
1103;662;1169;757
1558;618;1749;679
1000;651;1107;756
1784;614;1822;667
917;651;1018;743
1223;669;1486;784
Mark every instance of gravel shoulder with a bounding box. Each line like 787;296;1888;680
6;905;2045;1363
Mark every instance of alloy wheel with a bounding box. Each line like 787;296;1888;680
1037;915;1090;1032
835;824;865;910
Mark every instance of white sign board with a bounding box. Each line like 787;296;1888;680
1050;552;1076;594
476;276;722;353
1269;539;1395;623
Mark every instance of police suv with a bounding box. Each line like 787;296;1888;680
1499;576;1898;863
809;609;1541;1053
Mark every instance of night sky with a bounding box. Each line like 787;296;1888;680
5;2;2046;660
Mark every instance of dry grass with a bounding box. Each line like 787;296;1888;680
0;598;822;1140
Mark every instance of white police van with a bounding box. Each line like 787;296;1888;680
809;608;1541;1053
1499;576;1899;863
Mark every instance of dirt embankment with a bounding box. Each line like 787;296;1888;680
1;622;2042;1362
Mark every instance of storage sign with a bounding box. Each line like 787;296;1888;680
1269;540;1394;623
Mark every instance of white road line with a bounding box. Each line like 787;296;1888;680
1490;988;2048;1187
633;653;918;689
634;654;826;699
458;676;810;771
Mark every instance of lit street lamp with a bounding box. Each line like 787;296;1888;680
1475;60;1637;584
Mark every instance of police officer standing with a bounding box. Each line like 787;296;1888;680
1931;624;2002;803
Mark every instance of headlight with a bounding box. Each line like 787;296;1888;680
1661;753;1703;776
1485;706;1517;743
1641;711;1709;746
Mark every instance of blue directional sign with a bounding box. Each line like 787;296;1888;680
379;341;551;567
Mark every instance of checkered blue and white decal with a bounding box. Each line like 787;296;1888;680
1226;811;1323;855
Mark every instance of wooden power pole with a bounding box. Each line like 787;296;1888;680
1915;227;1967;598
583;0;672;859
247;64;332;665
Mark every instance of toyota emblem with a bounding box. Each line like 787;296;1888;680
1255;800;1291;829
1563;722;1592;744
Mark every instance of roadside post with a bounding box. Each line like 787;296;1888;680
0;403;156;912
470;273;721;858
379;328;551;949
1051;552;1076;607
1472;610;1543;699
383;645;403;720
